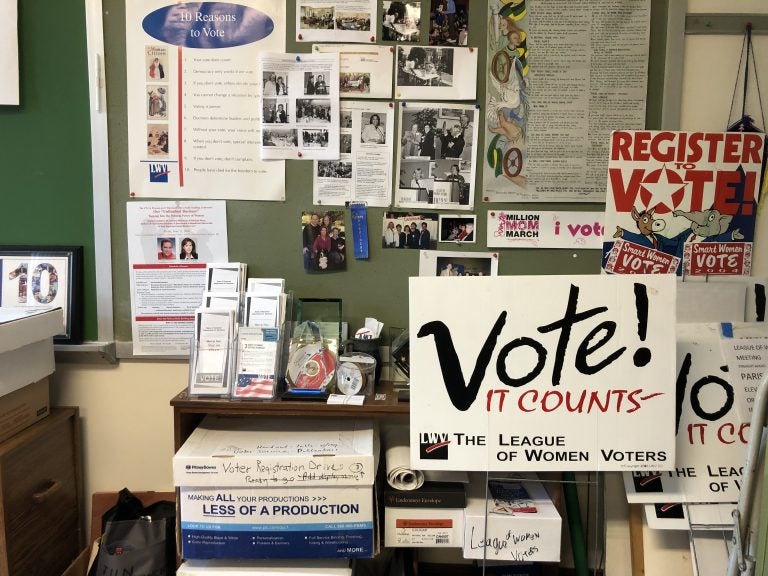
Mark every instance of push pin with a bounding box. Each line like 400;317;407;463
484;196;489;201
469;47;474;52
370;36;376;42
295;55;301;62
388;102;394;108
298;151;303;158
297;34;303;40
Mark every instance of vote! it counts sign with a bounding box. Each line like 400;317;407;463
409;275;677;472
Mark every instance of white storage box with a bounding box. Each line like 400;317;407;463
177;558;352;575
179;485;375;559
462;474;562;562
174;416;377;488
384;506;464;548
0;307;63;397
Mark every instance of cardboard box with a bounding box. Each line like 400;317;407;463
385;506;464;548
0;376;49;443
462;474;561;563
0;307;62;397
179;485;375;559
173;416;378;488
177;559;352;575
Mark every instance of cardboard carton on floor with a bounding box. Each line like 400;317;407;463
173;416;378;488
179;485;375;559
463;474;562;563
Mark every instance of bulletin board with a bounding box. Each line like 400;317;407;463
104;0;672;349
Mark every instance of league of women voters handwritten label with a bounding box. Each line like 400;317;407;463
409;274;677;472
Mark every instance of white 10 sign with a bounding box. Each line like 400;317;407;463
1;256;68;314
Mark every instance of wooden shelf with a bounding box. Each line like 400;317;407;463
171;380;409;450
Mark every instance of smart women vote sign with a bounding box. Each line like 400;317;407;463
409;275;677;472
603;130;764;276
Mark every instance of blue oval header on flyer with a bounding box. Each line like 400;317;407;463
143;3;275;48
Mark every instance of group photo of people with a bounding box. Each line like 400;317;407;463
301;211;346;272
296;99;332;122
382;1;421;43
429;0;469;46
302;129;329;147
340;72;370;95
439;216;475;242
434;255;493;276
262;127;298;147
317;161;352;179
400;107;473;161
335;11;371;31
262;99;289;123
381;212;438;250
397;46;454;87
262;71;288;96
303;72;329;95
299;6;334;29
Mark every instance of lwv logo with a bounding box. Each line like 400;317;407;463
420;432;451;460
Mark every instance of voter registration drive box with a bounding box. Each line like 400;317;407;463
173;416;378;488
463;474;562;563
0;307;63;397
179;485;375;559
385;506;464;548
177;558;352;575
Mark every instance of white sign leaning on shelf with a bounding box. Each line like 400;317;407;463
409;274;677;472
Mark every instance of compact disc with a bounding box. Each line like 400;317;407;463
288;343;336;389
336;361;364;396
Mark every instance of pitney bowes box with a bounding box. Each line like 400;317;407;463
463;474;561;562
177;558;352;575
173;416;378;488
384;506;464;548
179;485;374;559
0;307;63;397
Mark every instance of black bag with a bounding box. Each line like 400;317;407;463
89;488;176;576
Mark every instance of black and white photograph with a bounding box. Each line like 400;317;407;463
395;46;477;100
429;0;469;46
317;161;353;179
397;46;453;87
262;127;298;147
438;214;476;243
296;99;332;122
340;110;354;129
340;72;371;95
433;159;470;204
360;112;387;144
382;211;438;249
303;129;329;147
262;71;288;96
340;132;353;154
382;1;421;43
419;250;498;276
336;11;371;31
262;98;290;124
395;102;478;210
299;6;335;29
303;71;330;95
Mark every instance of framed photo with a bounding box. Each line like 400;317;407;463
0;246;83;343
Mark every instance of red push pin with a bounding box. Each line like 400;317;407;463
389;46;394;52
388;102;394;108
484;196;489;201
469;47;474;52
370;36;375;42
490;212;495;217
298;151;303;158
297;34;303;40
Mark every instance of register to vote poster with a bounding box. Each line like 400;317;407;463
126;1;286;200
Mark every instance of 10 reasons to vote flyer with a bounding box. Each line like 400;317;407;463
126;0;286;201
127;201;229;356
